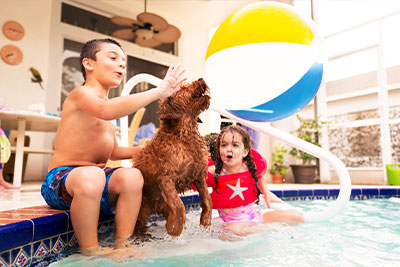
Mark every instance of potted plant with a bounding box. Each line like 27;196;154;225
289;115;326;184
268;144;289;184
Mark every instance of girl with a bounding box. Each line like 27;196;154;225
206;125;303;236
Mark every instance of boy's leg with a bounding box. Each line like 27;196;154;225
65;166;108;250
107;167;143;247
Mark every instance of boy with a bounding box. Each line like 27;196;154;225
41;38;186;258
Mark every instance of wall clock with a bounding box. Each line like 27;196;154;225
0;44;23;65
2;20;25;41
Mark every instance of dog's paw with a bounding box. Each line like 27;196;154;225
166;207;186;236
200;211;212;228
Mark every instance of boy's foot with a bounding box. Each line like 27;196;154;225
0;180;20;190
108;246;151;262
80;246;115;256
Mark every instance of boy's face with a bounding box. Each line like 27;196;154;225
88;42;126;88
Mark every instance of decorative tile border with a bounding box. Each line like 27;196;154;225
0;187;399;266
272;187;400;201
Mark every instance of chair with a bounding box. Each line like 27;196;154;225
106;108;146;168
128;107;146;147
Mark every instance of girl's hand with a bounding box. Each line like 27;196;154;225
263;191;271;209
157;64;186;99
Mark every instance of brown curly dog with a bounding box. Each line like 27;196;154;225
132;78;212;236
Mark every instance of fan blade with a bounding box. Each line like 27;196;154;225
110;16;142;27
135;37;162;48
137;12;168;31
153;25;181;43
112;29;136;40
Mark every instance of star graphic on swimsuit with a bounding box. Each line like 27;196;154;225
227;178;248;201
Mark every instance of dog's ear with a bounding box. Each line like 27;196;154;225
159;113;182;120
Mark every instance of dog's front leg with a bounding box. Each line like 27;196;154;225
193;175;212;228
160;178;186;236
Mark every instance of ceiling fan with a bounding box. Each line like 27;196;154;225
110;0;181;48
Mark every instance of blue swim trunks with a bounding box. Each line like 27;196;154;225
41;166;120;215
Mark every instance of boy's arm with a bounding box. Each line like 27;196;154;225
109;136;141;160
76;64;186;120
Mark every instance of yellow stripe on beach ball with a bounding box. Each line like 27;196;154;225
206;2;315;60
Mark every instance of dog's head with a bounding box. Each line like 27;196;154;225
158;78;210;120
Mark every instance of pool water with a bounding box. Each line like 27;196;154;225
50;198;400;267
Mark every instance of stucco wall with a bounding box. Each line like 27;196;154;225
0;0;53;181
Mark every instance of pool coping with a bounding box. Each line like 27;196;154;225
1;186;399;266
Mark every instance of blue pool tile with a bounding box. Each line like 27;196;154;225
98;212;114;224
271;190;282;198
12;247;31;267
181;195;194;205
11;248;20;265
0;255;8;267
0;251;10;265
21;244;31;259
32;241;48;261
0;220;33;252
283;190;298;197
379;188;398;196
51;237;67;254
329;189;340;196
42;238;51;252
351;188;362;196
298;189;313;197
192;194;201;204
32;213;69;242
313;189;329;196
362;188;379;195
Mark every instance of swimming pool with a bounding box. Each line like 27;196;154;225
48;197;400;267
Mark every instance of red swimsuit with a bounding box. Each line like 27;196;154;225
206;149;267;209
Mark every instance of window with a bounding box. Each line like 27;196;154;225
61;3;176;55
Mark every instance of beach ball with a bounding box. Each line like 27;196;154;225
205;2;324;122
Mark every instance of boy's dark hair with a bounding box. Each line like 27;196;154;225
80;38;122;82
214;125;262;204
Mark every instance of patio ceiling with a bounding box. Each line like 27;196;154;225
74;0;265;29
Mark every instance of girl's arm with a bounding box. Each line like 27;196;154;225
205;165;216;187
258;175;271;208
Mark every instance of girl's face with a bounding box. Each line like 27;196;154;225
219;131;249;168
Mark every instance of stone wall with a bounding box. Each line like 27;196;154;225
328;107;400;167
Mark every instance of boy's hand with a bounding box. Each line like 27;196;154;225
157;64;186;99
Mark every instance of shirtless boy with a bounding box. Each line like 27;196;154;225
41;38;186;258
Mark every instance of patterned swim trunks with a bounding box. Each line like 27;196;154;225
41;166;120;215
217;203;263;223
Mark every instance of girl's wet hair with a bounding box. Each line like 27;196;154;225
204;132;219;163
80;38;122;82
214;125;262;203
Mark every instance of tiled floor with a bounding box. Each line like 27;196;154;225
0;182;60;226
0;182;46;212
